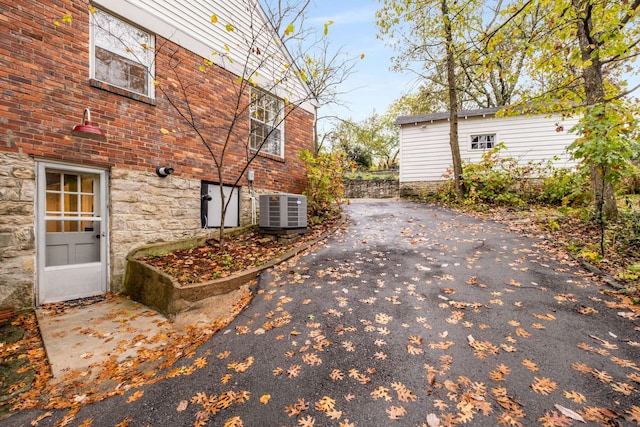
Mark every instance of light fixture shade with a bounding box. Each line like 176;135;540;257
72;108;106;139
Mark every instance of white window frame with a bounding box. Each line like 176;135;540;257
249;87;284;157
470;133;496;150
90;8;155;98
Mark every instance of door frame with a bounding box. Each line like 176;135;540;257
36;161;109;305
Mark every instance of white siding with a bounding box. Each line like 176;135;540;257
94;0;315;113
399;113;580;183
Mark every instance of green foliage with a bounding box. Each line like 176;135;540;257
327;111;399;170
424;143;591;209
610;211;640;259
539;166;590;207
460;143;548;206
299;149;345;223
569;101;639;188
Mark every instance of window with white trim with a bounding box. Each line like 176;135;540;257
250;88;284;157
470;134;495;150
91;8;155;98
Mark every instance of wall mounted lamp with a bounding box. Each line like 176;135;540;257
156;166;174;178
71;108;106;139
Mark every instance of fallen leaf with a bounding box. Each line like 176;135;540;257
126;390;144;403
554;404;586;423
426;413;440;427
260;394;271;404
176;400;188;411
563;390;586;404
298;415;315;427
531;377;558;395
386;405;407;420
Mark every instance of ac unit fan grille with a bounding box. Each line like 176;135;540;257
268;198;281;227
287;198;301;227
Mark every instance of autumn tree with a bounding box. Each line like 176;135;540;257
388;85;447;117
376;0;476;197
326;111;399;170
90;0;328;244
492;0;640;220
327;119;372;169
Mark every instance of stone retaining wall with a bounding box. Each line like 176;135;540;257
399;181;443;197
345;179;399;199
0;152;36;309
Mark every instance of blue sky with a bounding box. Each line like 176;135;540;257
305;1;417;124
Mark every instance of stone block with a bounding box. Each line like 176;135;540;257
0;202;32;216
22;256;35;274
12;167;35;180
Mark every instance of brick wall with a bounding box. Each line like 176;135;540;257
0;0;314;307
1;1;313;190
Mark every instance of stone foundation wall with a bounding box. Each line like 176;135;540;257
109;168;206;291
399;181;444;197
0;158;296;306
0;152;35;310
345;179;399;199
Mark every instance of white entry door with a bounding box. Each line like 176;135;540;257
37;163;108;304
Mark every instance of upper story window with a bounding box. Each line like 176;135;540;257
250;88;284;157
91;8;155;98
471;134;495;150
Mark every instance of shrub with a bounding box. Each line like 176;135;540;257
460;143;547;207
425;144;591;209
538;167;590;206
299;149;346;223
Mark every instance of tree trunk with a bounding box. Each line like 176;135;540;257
572;0;618;220
218;181;226;246
441;0;464;199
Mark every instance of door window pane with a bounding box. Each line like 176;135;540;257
46;173;61;191
46;220;62;233
46;193;61;213
81;175;93;193
64;174;78;192
81;195;94;214
64;194;78;214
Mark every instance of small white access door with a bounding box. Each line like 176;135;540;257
37;163;108;304
205;184;240;227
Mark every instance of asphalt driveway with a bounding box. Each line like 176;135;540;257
10;199;640;426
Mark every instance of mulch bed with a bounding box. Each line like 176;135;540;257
142;219;342;286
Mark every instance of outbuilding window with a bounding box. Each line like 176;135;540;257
470;134;495;150
91;8;155;98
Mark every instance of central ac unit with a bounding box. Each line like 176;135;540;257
259;194;307;229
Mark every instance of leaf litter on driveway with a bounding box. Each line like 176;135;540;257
14;199;640;427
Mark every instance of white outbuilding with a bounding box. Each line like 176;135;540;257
395;107;580;195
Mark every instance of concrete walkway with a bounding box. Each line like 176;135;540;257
37;289;246;380
11;199;640;426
